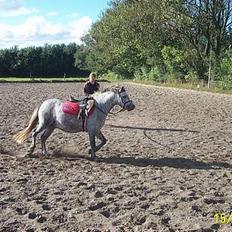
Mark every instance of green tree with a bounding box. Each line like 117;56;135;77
76;0;232;81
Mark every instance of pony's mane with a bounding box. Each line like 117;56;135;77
102;85;125;93
90;86;126;98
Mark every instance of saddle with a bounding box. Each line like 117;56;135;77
62;96;95;131
69;96;94;116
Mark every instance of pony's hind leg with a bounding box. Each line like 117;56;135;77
26;122;47;156
25;128;35;156
40;127;54;156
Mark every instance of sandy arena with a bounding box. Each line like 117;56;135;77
0;82;232;232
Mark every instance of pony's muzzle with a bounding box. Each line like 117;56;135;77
126;102;135;111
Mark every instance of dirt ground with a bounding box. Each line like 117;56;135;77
0;82;232;232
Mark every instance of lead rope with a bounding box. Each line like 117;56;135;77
109;108;125;115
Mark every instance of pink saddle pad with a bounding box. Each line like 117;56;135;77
62;101;80;115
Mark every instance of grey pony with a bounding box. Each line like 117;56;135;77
14;86;135;160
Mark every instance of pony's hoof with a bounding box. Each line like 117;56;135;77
39;155;47;160
25;152;32;158
26;147;34;157
42;152;49;157
90;156;98;161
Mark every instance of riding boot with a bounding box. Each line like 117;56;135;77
82;97;89;116
78;97;88;120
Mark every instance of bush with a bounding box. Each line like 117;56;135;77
134;66;163;81
220;49;232;78
102;71;124;81
211;49;232;90
184;71;198;83
161;45;202;82
134;67;147;80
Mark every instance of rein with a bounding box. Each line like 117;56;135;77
109;108;125;115
94;104;125;116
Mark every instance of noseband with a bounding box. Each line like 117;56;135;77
118;91;133;109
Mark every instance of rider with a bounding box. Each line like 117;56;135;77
82;72;100;109
69;72;99;120
84;72;100;96
70;72;99;102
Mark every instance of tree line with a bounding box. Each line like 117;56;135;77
0;43;89;77
76;0;232;86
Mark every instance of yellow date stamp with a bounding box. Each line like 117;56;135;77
214;212;232;224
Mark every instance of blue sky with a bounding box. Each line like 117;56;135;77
0;0;109;48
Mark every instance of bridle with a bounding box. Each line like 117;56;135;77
118;90;133;110
95;89;132;116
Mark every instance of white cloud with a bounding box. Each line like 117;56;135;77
0;0;22;11
69;13;80;18
0;0;38;17
68;16;93;43
22;16;63;36
48;11;58;16
0;7;38;17
0;16;93;48
0;0;93;47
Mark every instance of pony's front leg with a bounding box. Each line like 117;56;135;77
95;130;107;152
88;131;97;160
88;131;107;160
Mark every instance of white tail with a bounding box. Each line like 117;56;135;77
14;106;39;144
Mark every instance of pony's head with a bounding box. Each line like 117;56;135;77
110;86;135;111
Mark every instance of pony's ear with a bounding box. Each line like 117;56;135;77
119;86;125;93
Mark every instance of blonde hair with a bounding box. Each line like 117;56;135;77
89;72;97;79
